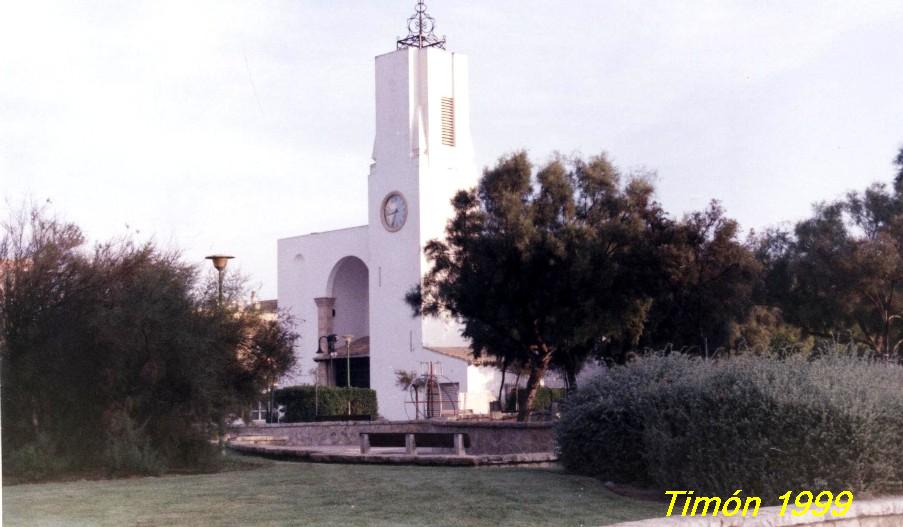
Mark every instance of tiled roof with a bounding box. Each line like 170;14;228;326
311;338;495;366
423;346;495;366
256;299;278;313
314;336;369;360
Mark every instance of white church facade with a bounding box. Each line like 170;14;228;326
277;4;501;420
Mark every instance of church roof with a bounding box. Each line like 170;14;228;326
312;339;494;366
313;336;370;361
423;346;495;366
255;299;277;313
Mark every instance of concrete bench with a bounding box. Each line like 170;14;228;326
360;432;470;456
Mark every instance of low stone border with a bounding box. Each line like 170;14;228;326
244;419;554;429
606;496;903;527
228;420;556;455
227;440;558;467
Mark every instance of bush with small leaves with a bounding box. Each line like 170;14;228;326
5;434;68;482
556;351;903;498
275;385;378;422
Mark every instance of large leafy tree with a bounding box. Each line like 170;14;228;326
640;202;762;355
761;147;903;360
0;205;297;475
408;152;671;419
242;311;300;421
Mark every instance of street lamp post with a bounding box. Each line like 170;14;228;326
205;255;234;305
342;335;353;415
204;254;233;450
342;335;353;388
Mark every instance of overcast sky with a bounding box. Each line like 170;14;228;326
3;1;902;298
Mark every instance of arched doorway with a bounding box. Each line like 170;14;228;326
329;256;369;340
319;256;370;388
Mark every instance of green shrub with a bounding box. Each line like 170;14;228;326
5;434;68;482
556;352;903;498
275;385;378;422
104;435;165;476
102;410;166;476
166;437;222;472
505;386;566;412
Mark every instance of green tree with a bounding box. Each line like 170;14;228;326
0;205;298;477
761;147;903;360
893;146;903;193
242;311;299;422
0;206;92;458
408;152;670;419
640;201;762;355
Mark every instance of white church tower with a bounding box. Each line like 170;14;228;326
278;2;497;420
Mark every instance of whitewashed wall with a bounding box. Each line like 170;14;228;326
278;45;484;419
277;226;369;386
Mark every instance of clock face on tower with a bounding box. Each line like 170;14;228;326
381;192;408;232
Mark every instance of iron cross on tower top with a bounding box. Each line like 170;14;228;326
396;1;447;50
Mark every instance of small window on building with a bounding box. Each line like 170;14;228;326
440;97;455;147
249;400;267;422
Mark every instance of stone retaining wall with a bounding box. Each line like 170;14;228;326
229;420;555;455
228;442;558;466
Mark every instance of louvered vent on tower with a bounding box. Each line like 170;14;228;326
440;97;455;147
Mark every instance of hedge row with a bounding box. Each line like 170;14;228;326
274;385;378;422
505;386;566;412
556;353;903;498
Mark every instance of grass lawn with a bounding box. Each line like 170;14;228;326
3;456;660;526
